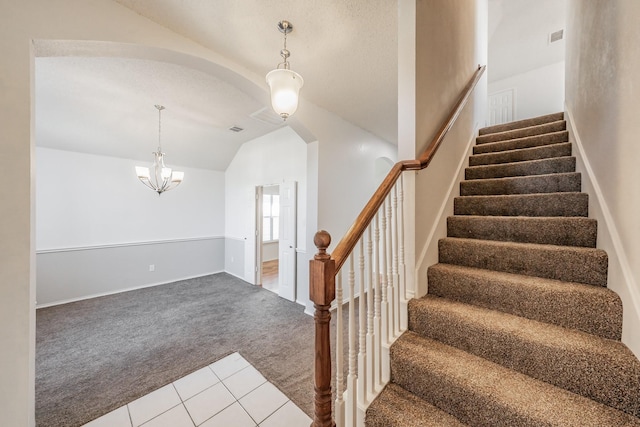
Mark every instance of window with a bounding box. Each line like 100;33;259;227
262;194;279;242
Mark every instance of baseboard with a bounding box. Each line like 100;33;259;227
566;105;640;358
414;126;478;297
36;270;225;309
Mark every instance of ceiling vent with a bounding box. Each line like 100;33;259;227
549;29;564;44
250;107;284;126
228;126;244;133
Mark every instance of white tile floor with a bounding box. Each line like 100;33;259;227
82;353;311;427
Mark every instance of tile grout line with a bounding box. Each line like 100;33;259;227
171;382;196;427
83;353;311;427
252;399;291;427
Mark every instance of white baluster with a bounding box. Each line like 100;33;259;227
385;194;395;342
357;239;367;426
392;184;401;337
335;271;345;427
380;201;390;384
366;225;375;399
373;212;382;392
398;173;408;331
346;255;357;427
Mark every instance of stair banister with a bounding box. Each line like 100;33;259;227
310;65;486;427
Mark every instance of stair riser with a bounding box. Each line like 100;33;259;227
427;264;622;339
408;298;638;414
474;130;568;153
460;173;581;196
466;156;576;180
438;238;608;286
366;384;468;427
447;216;597;247
470;142;571;167
454;192;589;217
479;112;564;135
476;121;567;145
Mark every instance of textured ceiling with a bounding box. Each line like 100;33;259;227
113;0;399;143
35;56;282;171
35;1;564;171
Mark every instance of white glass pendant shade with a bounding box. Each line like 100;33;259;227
135;166;150;179
266;68;304;120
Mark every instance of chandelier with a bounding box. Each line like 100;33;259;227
135;105;184;195
265;20;304;120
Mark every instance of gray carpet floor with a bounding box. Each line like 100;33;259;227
36;273;316;427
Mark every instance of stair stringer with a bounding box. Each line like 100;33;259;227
567;106;640;359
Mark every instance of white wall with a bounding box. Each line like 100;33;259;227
488;61;565;121
224;126;307;291
399;0;488;296
312;110;398;243
565;0;640;357
35;147;225;306
36;148;224;248
262;242;279;262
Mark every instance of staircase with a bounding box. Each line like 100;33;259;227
366;112;640;426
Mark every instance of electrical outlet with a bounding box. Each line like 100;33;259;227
149;264;155;272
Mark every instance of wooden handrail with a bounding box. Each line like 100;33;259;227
310;64;486;427
331;65;486;272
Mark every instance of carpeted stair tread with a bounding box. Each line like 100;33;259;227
476;120;567;144
454;192;589;217
447;215;597;247
427;263;621;339
479;112;564;136
366;112;640;426
466;156;576;180
438;237;608;286
469;142;571;166
366;383;468;427
407;295;640;415
474;130;568;153
460;172;581;196
390;331;640;427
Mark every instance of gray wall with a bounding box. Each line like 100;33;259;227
36;237;224;307
224;237;245;280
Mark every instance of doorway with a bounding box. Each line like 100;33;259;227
260;184;280;293
255;181;297;302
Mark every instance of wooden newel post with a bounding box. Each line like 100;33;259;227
310;230;336;427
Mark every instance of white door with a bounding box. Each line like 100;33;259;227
488;89;515;125
254;186;264;285
278;181;297;302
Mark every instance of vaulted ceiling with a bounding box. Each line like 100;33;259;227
35;1;565;171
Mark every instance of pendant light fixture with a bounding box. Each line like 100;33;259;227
266;20;304;120
135;105;184;195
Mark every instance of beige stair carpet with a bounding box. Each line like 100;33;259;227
366;112;640;426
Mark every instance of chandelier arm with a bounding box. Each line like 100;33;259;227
137;177;156;191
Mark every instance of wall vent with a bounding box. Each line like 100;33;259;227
250;107;284;126
549;29;564;44
229;126;244;133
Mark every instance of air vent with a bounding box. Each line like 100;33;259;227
549;29;564;44
250;107;284;126
229;126;244;133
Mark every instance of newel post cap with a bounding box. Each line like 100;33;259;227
314;230;331;260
